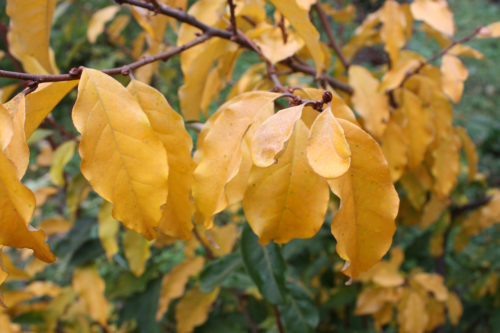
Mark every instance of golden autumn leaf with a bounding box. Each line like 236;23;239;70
123;229;151;277
253;25;305;64
329;119;398;278
420;195;449;229
456;126;478;182
355;286;402;315
399;89;434;169
410;0;455;36
156;256;205;320
87;6;121;43
441;55;468;103
249;104;305;167
193;91;278;227
49;141;76;187
379;0;406;64
127;80;195;240
39;216;73;236
349;65;390;139
2;95;29;178
175;287;219;333
24;81;78;138
6;0;58;74
0;150;54;262
72;68;169;240
431;131;461;199
398;290;428;333
72;266;110;327
306;104;351;179
243;120;329;244
477;21;500;38
446;292;463;326
413;273;449;301
200;223;240;257
382;108;408;182
269;0;325;74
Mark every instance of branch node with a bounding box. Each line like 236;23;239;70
322;90;333;104
23;81;39;96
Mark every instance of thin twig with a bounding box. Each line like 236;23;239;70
0;21;24;73
451;196;492;219
284;58;353;94
227;0;238;36
393;26;484;91
0;34;211;83
277;14;288;44
193;228;215;260
230;288;259;333
273;305;285;333
314;3;349;69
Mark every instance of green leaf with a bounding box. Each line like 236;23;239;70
200;252;243;293
240;224;287;304
278;282;319;333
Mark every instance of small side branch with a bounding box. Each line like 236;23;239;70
0;34;211;83
227;0;238;36
314;3;349;69
394;26;484;90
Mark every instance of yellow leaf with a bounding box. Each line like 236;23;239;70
6;0;58;73
355;286;402;315
425;298;446;331
441;55;468;103
0;83;18;103
24;81;78;138
400;89;434;169
243;120;329;244
72;69;169;239
179;38;233;120
66;174;91;223
477;21;500;38
201;224;239;257
123;229;151;277
431;131;461;199
127;80;195;240
39;216;73;236
381;109;408;181
34;186;58;207
380;0;406;64
321;4;356;23
193;91;278;226
0;151;54;262
36;143;53;167
349;65;390;139
156;256;205;320
87;6;120;43
49;141;76;187
397;290;428;333
72;266;110;327
2;250;31;281
413;272;448;301
329;119;398;278
446;292;463;326
456;127;478;182
379;59;420;92
225;138;252;206
269;0;325;74
306;105;351;178
175;287;219;333
410;0;455;36
250;104;305;167
296;0;316;11
254;25;305;64
420;195;449;229
3;95;29;178
97;201;120;261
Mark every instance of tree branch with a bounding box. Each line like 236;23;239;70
393;26;484;91
0;34;211;83
0;21;24;73
273;305;285;333
284;58;353;94
314;3;349;69
227;0;238;36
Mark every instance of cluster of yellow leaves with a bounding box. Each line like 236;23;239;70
193;89;398;277
355;248;463;333
0;251;122;333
